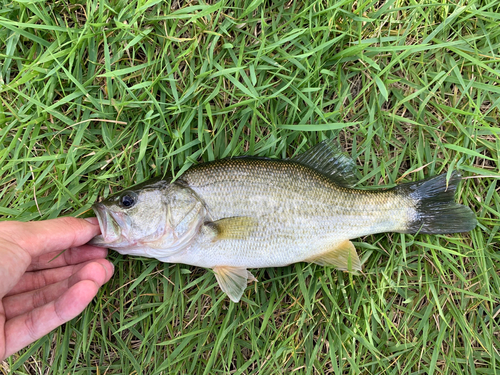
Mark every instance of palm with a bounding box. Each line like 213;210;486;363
0;218;113;360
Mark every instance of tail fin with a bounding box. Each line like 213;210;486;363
397;171;477;234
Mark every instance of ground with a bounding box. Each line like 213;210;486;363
0;0;499;374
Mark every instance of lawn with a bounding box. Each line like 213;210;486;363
1;0;499;374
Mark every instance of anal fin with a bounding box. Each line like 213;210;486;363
213;266;257;302
306;239;361;272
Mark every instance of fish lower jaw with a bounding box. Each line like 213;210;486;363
89;234;131;248
97;235;138;249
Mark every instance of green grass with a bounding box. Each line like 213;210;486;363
1;0;500;373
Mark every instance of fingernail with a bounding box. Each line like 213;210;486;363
84;217;99;225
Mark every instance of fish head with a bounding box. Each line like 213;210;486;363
90;181;207;258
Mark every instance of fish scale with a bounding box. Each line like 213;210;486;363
177;158;413;269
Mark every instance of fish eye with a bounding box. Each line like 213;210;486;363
119;192;138;209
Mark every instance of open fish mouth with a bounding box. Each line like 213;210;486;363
89;203;122;246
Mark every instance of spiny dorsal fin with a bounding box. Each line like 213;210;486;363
290;140;359;187
305;239;361;272
203;217;257;241
213;266;257;302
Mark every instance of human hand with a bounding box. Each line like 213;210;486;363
0;217;114;360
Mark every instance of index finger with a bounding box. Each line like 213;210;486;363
0;217;101;258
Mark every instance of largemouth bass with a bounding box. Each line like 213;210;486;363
90;141;477;302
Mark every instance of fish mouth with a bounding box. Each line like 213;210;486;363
89;203;122;246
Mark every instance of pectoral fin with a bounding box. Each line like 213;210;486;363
306;239;361;272
213;266;257;302
203;217;257;241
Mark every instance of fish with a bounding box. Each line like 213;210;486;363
89;140;477;302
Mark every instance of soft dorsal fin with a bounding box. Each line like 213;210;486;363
290;140;359;187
